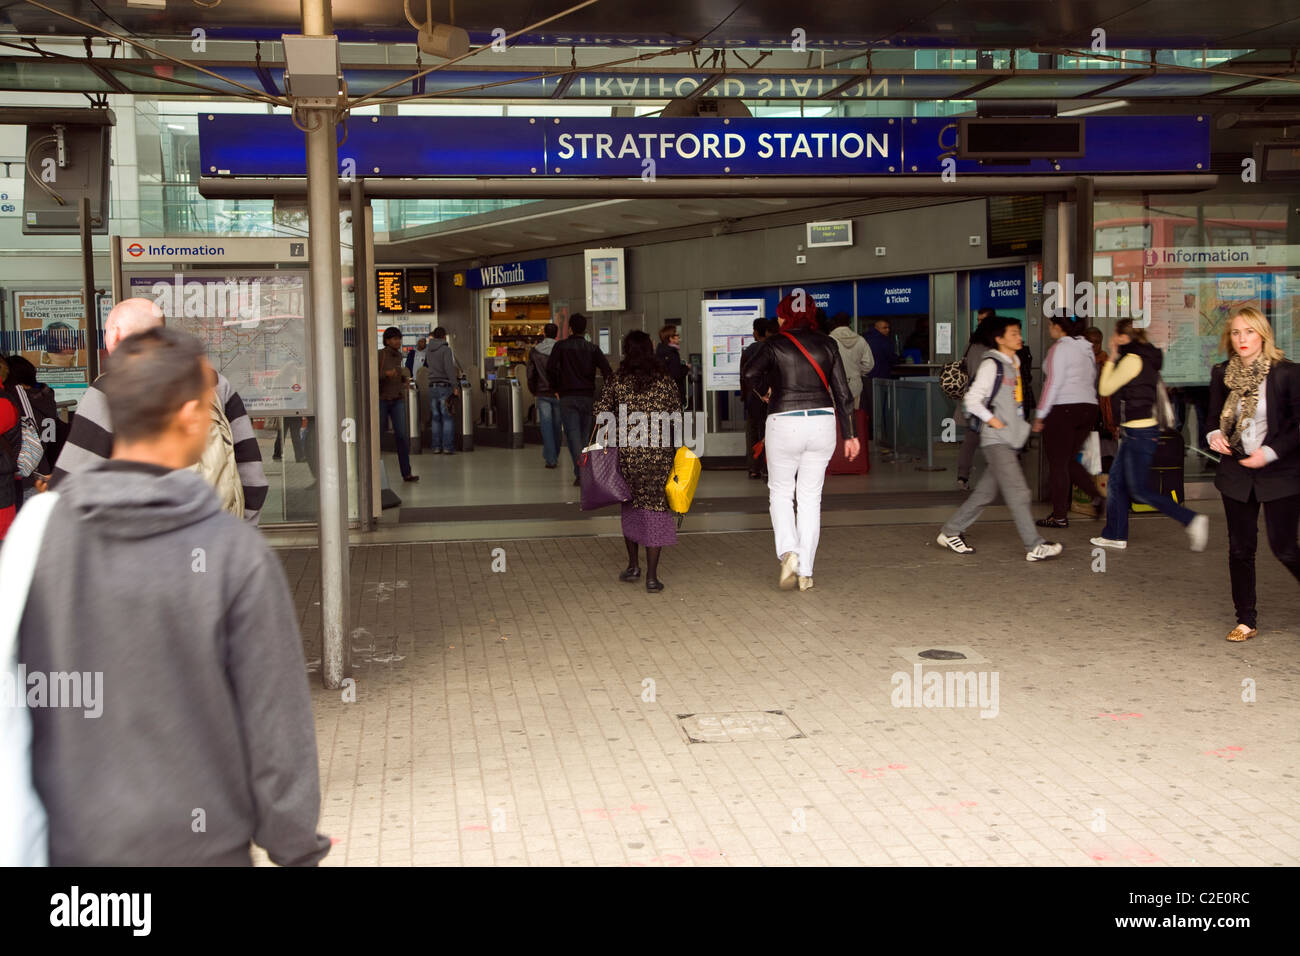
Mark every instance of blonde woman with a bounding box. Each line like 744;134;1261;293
1206;307;1300;642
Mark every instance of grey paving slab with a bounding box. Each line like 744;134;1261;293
258;507;1300;867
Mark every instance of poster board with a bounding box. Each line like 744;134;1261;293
702;298;764;391
584;248;626;312
1146;274;1265;385
126;270;314;415
12;290;91;393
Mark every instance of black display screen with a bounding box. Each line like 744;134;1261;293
406;268;435;312
987;195;1045;258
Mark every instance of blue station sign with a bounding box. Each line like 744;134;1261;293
460;258;548;289
858;275;930;316
970;267;1027;311
200;115;1210;179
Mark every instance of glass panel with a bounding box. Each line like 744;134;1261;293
0;59;112;91
1118;73;1251;96
1092;195;1297;480
972;75;1121;97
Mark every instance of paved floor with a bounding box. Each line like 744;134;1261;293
267;501;1300;866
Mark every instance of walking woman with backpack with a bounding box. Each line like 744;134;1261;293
595;330;682;593
1031;314;1103;528
1091;318;1209;553
742;293;859;591
1205;307;1300;642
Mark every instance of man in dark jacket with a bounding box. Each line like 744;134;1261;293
546;313;612;484
526;323;562;469
378;326;418;479
7;326;331;866
424;327;460;455
655;325;688;406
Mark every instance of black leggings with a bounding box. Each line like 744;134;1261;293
1222;491;1300;629
1043;403;1100;518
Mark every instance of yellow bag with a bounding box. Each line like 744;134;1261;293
665;446;702;514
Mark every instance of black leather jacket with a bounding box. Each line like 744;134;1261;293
741;329;857;439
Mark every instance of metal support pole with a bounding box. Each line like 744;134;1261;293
350;180;375;531
301;0;350;690
80;196;100;382
1074;176;1094;288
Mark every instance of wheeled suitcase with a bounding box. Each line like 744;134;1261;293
827;409;870;475
1131;428;1184;513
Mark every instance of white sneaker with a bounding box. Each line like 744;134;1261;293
778;551;799;590
1026;541;1063;562
1089;536;1127;550
1187;514;1209;552
936;532;976;554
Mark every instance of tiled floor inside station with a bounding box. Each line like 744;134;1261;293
268;502;1300;866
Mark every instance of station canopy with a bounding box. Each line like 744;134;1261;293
0;0;1297;108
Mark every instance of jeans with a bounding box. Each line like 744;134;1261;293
378;398;411;477
1222;491;1300;628
1100;425;1196;541
536;396;563;466
559;395;594;471
765;411;837;576
942;442;1044;550
429;384;455;452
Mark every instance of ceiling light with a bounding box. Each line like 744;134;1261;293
522;231;558;241
571;224;605;233
449;246;477;255
752;198;789;206
1058;100;1129;117
677;204;721;216
622;214;659;225
485;240;514;248
405;0;469;58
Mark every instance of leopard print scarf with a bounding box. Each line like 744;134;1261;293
1219;353;1270;452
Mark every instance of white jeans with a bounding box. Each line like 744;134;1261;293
765;410;837;576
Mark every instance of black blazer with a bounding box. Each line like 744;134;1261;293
1208;358;1300;503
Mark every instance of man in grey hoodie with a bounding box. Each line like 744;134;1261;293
937;316;1064;563
8;326;330;866
425;327;461;455
526;323;562;469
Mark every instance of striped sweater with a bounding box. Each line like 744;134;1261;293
49;373;268;524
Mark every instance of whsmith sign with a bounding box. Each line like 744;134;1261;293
457;258;548;289
200;115;1208;179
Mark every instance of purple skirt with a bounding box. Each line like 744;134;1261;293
621;505;678;546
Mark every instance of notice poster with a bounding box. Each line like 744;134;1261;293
702;298;763;390
1147;275;1265;385
128;271;313;415
15;291;89;387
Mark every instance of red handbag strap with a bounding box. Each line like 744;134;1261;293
752;332;832;460
780;330;831;396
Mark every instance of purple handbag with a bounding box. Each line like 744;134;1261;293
578;443;631;511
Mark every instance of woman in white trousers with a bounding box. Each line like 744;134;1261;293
743;294;860;590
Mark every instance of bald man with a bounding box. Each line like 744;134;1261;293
49;298;268;523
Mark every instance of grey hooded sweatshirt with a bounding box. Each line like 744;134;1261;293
16;461;330;866
963;348;1031;450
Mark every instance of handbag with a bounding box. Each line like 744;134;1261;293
5;388;44;479
1154;377;1176;431
578;439;631;511
664;445;701;514
1078;430;1101;476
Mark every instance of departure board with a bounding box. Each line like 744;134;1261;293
376;269;406;313
986;195;1044;258
407;268;435;312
